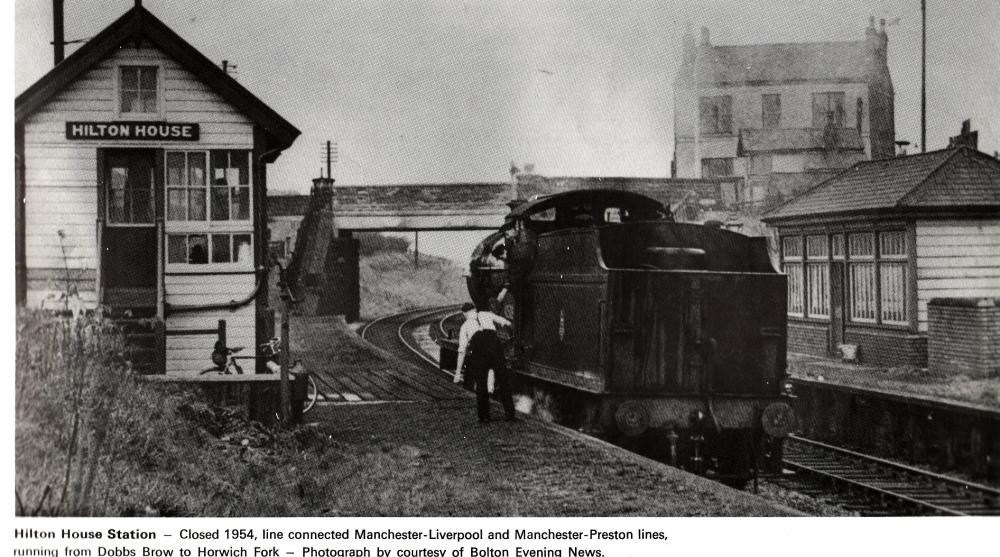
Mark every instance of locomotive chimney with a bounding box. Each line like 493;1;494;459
53;0;64;65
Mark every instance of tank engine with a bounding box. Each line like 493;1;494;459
465;189;796;485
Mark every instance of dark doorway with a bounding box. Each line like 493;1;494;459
101;149;160;310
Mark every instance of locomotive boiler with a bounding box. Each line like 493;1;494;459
465;189;796;485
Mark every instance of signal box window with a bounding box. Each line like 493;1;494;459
211;151;251;221
166;152;207;220
120;66;158;113
168;233;252;265
166;150;251;222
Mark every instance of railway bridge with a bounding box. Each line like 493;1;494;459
271;175;734;320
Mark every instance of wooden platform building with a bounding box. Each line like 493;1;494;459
15;2;300;374
764;147;1000;366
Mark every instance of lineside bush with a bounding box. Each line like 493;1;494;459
15;309;142;515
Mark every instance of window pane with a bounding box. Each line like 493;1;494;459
233;234;253;263
832;234;845;259
188;152;206;186
230;151;249;185
700;96;732;134
850;262;876;321
141;92;157;112
167;188;186;220
110;166;128;191
880;262;907;323
109;190;126;222
701;158;733;178
139;67;157;90
782;236;802;259
806;235;828;259
849;233;874;258
807;263;829;317
211;186;230;220
167;236;187;264
188;235;208;264
121;67;138;89
231;187;250;220
120;91;138;113
211;151;228;182
211;235;231;263
785;263;804;315
188;188;206;220
131;189;152;223
166;152;185;185
880;231;906;257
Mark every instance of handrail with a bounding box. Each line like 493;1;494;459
164;266;268;315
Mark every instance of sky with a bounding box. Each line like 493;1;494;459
14;0;1000;194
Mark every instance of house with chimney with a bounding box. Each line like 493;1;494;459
673;18;895;209
14;2;299;374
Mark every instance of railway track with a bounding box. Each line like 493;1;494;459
359;305;459;373
774;435;1000;516
365;307;1000;516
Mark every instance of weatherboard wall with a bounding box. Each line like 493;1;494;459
915;218;1000;333
22;40;258;374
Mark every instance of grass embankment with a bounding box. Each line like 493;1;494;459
15;234;470;516
14;310;469;516
358;233;467;320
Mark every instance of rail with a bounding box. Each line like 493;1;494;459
780;435;1000;516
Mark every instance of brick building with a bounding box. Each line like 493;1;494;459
763;147;1000;366
673;19;895;209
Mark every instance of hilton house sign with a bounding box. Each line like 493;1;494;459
66;121;200;141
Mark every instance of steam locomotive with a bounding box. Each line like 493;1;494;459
464;189;796;485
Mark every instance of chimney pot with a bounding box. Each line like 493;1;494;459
700;26;710;46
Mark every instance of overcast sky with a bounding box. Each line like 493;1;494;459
13;0;1000;192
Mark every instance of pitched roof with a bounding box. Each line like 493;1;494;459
763;147;1000;221
15;4;299;158
693;40;874;85
738;128;864;154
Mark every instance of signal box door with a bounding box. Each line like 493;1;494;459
100;149;160;310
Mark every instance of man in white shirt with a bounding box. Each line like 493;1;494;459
453;301;515;423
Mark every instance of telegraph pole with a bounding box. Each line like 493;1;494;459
53;0;64;65
921;0;927;152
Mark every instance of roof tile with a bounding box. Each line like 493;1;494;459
764;148;1000;220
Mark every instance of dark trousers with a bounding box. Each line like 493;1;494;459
468;332;515;421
